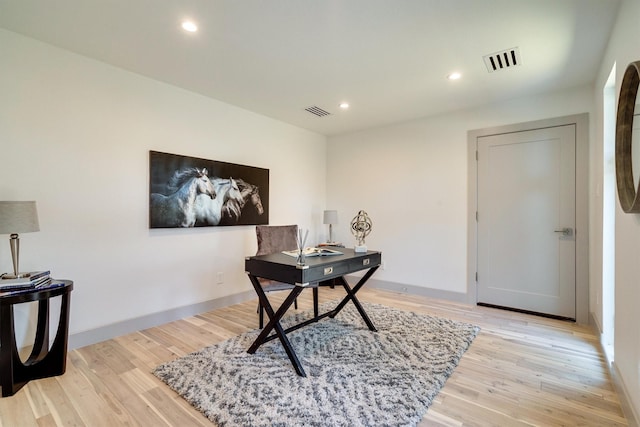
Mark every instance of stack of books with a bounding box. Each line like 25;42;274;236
0;271;51;291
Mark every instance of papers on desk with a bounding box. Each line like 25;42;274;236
282;247;343;257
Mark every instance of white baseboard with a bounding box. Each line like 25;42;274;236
611;361;640;427
361;277;470;304
68;290;256;350
590;312;639;427
69;278;468;350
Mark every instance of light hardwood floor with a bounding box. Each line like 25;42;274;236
0;287;628;426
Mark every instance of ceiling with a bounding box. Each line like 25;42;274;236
0;0;621;136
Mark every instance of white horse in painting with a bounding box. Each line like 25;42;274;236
150;167;217;228
194;177;243;226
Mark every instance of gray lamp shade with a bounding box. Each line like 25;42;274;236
323;210;338;225
0;201;40;234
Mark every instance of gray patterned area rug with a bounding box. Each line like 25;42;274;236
153;302;480;427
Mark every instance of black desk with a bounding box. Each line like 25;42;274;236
245;248;381;376
0;280;73;397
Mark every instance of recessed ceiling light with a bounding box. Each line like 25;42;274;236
339;102;350;109
447;72;462;80
181;21;198;32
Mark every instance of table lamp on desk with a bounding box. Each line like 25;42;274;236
323;209;339;245
0;201;40;279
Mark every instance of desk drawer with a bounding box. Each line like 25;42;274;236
301;253;381;283
304;261;350;282
246;250;382;286
349;253;381;272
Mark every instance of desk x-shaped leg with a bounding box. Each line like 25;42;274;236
246;274;307;376
329;265;380;332
246;265;380;377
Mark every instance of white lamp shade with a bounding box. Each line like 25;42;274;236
0;201;40;234
323;210;338;225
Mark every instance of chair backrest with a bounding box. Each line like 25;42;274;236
256;225;298;256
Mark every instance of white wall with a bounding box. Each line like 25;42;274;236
0;29;327;343
327;87;593;298
593;0;640;420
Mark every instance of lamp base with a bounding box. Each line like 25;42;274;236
354;245;367;253
2;272;31;279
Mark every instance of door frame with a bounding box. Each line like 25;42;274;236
467;113;589;324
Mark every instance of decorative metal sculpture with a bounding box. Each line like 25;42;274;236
350;210;372;252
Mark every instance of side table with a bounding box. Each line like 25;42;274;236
0;280;73;397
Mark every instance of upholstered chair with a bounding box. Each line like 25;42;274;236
255;225;300;328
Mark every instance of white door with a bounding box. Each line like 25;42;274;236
476;125;576;319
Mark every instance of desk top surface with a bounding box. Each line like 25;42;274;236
246;247;381;268
245;248;381;285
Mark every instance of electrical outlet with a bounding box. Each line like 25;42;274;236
216;272;224;284
381;261;386;270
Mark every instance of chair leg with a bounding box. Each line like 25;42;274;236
258;294;297;328
313;288;318;318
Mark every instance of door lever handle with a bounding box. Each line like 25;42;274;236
554;227;574;237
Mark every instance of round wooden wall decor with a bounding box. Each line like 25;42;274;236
616;60;640;213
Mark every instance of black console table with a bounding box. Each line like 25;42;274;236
245;249;381;376
0;280;73;397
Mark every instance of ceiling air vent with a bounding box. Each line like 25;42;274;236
305;106;331;117
483;47;522;73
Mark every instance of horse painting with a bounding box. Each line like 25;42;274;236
150;167;216;228
194;177;243;226
149;151;269;228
